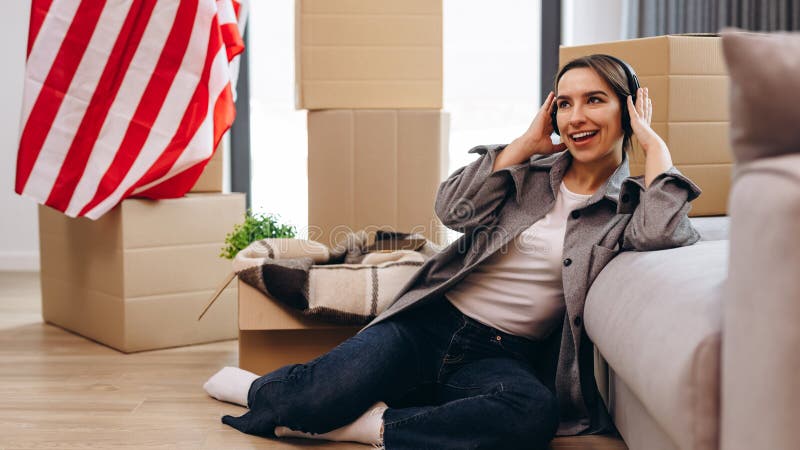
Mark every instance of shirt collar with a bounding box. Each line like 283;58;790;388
526;150;631;207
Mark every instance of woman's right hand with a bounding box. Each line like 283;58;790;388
521;91;567;156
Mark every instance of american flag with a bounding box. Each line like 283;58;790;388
15;0;248;219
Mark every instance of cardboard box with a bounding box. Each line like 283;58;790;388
558;34;726;76
307;109;450;247
559;35;732;216
238;280;360;375
295;0;443;109
38;193;245;352
190;145;223;192
634;75;729;122
629;163;732;217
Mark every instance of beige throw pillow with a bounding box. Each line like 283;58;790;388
721;28;800;163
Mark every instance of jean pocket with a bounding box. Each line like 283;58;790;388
442;352;465;364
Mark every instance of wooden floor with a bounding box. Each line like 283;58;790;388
0;272;627;450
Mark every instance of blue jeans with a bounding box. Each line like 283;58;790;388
222;297;560;449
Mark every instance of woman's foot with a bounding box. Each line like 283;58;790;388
203;366;259;407
274;401;388;446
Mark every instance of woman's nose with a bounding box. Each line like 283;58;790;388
568;104;587;125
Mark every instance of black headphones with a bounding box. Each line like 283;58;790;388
550;54;640;139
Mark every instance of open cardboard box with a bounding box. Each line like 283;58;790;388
237;279;361;375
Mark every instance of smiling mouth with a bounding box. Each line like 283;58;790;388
570;130;599;142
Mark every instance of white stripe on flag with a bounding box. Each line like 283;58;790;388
216;0;237;26
20;0;82;127
83;3;219;218
22;2;132;203
65;0;182;216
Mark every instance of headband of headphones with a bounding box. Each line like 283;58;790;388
551;54;641;138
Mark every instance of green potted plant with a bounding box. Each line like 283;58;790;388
220;210;297;259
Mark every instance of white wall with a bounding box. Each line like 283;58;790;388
562;0;627;46
0;1;37;272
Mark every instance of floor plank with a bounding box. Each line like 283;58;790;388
0;272;627;449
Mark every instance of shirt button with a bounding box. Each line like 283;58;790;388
621;194;630;203
574;316;583;327
563;258;572;267
571;210;580;219
495;335;502;342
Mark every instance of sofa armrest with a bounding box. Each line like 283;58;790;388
585;241;727;450
722;154;800;450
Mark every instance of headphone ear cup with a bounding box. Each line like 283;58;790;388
622;91;637;136
550;106;559;136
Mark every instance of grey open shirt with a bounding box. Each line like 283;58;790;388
363;144;703;436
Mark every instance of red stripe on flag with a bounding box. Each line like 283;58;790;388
27;0;54;58
213;82;236;142
232;1;241;19
135;81;235;199
15;0;106;195
53;0;197;213
79;13;225;217
219;22;244;61
45;0;159;212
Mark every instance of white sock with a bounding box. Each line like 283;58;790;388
274;401;388;446
203;366;259;407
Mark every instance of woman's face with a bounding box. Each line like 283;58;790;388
555;67;624;164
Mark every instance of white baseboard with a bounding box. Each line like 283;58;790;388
0;251;40;272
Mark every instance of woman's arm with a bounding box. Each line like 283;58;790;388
492;92;566;172
434;144;519;235
619;87;703;251
436;92;566;235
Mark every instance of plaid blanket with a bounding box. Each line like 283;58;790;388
233;230;441;324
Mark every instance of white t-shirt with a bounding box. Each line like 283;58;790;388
445;180;593;340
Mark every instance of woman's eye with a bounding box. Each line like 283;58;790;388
588;97;602;104
558;101;569;109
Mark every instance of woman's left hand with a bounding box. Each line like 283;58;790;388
626;87;665;155
627;87;674;188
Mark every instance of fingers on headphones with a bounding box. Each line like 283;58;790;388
542;91;555;112
627;94;637;117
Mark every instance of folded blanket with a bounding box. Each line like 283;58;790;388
233;230;441;324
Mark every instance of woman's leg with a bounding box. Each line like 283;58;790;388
382;356;559;450
204;366;259;406
220;309;445;438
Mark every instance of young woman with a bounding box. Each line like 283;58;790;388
204;54;702;449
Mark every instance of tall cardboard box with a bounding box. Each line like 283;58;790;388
295;0;443;109
559;35;732;216
307;110;450;248
238;280;360;375
38;193;245;353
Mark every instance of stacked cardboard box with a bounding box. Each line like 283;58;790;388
307;109;450;247
559;35;732;216
238;0;448;373
299;0;449;247
39;193;244;353
294;0;443;110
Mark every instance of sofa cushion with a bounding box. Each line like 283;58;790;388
721;28;800;163
585;240;728;450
